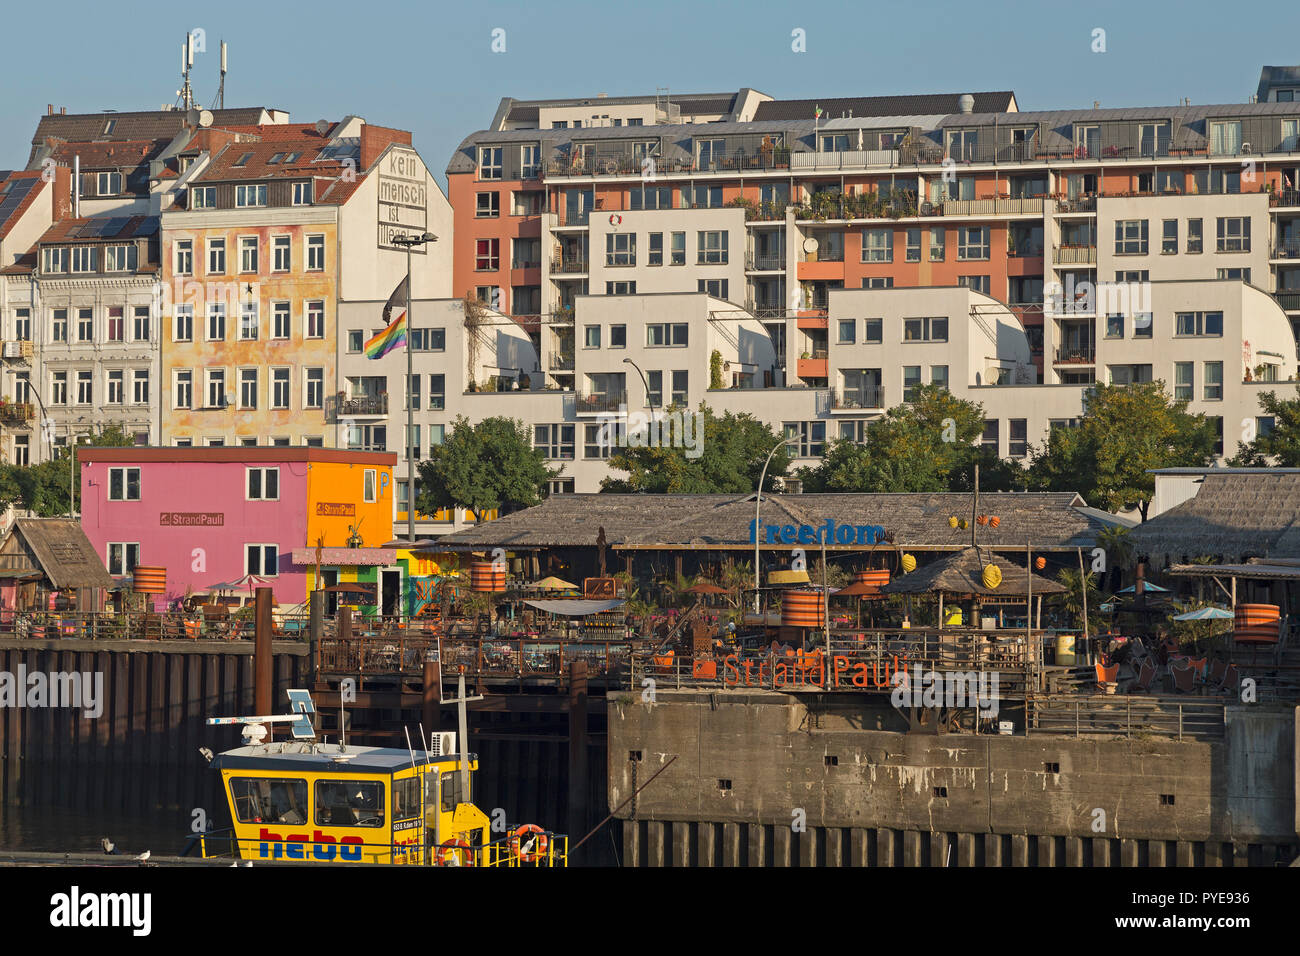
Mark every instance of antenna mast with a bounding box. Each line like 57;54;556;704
217;41;227;110
178;33;195;110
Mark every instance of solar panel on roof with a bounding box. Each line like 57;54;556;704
136;219;158;236
101;217;130;236
0;178;36;224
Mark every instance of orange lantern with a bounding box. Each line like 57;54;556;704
976;515;988;526
1034;557;1046;570
989;516;1000;528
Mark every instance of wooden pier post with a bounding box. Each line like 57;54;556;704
254;587;274;716
567;660;589;847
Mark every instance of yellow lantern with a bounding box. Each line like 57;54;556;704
982;564;1003;589
948;516;959;528
901;553;917;573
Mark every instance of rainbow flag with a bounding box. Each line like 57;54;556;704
365;312;406;358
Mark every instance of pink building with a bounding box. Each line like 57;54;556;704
79;448;396;608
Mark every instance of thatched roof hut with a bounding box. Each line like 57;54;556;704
1128;472;1300;566
879;547;1065;597
0;518;113;611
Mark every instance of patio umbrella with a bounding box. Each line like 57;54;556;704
530;576;578;590
1171;607;1233;621
1116;582;1170;594
683;583;728;595
322;582;377;597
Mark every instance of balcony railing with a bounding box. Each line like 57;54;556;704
1276;292;1300;312
337;393;388;416
1;341;33;360
829;387;883;410
1054;196;1097;214
576;390;627;414
549;351;575;371
1054;244;1098;265
791;149;901;171
801;249;845;263
0;402;34;423
1053;346;1096;364
551;255;589;274
941;197;1045;217
1272;239;1300;259
746;252;785;271
1008;246;1045;258
1271;188;1300;208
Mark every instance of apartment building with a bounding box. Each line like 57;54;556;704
158;116;452;447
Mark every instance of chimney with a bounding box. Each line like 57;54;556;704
72;155;80;218
47;104;54;116
60;107;66;115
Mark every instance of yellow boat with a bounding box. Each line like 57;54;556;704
193;684;567;867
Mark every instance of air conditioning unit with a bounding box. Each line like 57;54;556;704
429;732;456;756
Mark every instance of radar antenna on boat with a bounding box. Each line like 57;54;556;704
206;688;317;746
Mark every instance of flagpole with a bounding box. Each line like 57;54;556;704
406;238;414;548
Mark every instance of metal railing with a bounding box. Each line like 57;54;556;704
746;252;786;271
1027;694;1225;740
551;255;589;274
0;609;313;641
1272;239;1300;259
829;386;884;410
1054;244;1098;265
337;393;388;416
2;340;33;360
549;351;575;371
1276;291;1300;312
576;390;628;413
1271;188;1300;208
0;401;34;423
1053;346;1096;364
941;197;1045;217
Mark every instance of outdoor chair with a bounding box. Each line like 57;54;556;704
1094;661;1118;686
1208;658;1227;685
1134;659;1157;693
1220;664;1240;693
1171;662;1196;693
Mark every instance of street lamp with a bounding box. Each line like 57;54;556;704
622;357;653;409
753;436;796;613
390;232;438;545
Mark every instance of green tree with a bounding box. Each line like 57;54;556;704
2;424;136;516
1026;382;1215;521
1229;384;1300;466
600;405;789;493
415;416;556;521
798;385;988;492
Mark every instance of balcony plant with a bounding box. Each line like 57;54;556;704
710;350;724;390
727;196;758;220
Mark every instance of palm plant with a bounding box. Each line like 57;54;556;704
1053;567;1104;633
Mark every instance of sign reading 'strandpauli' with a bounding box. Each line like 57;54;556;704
749;518;886;546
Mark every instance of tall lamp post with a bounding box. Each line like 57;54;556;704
753;436;795;613
622;357;653;409
391;232;437;545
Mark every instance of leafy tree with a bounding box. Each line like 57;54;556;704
1229;384;1300;466
1;424;135;516
797;385;988;492
1026;382;1215;521
600;405;789;493
416;416;556;521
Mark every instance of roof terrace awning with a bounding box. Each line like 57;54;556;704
523;599;625;616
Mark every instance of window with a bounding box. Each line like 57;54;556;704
1162;220;1178;254
207;238;226;274
348;330;364;353
478;146;503;179
272;302;291;339
958;275;990;294
476;192;499;218
609;325;626;348
1009;420;1028;458
304;368;324;409
862;229;892;262
512;190;544;216
1209;120;1242;155
1115;220;1149;255
14;309;30;341
630;185;672;210
903;316;948;342
1174;362;1193;401
957;227;989;260
364;470;378;504
864;318;882;343
1105;313;1124;338
430;375;445;410
1186;218;1202;254
51;309;67;342
292;182;313;205
96;171;122;195
190;186;215;208
106;543;139;576
76;370;92;404
837;319;855;344
697;278;728;298
521;145;541;179
271;368;290;409
406;373;421;411
930;365;949;389
306;235;325;271
695;138;726;168
647;323;689;347
928;228;945;262
103;244;136;272
646;370;663;407
584;424;611;459
862;276;894;289
583;325;601;349
174;370;193;409
688;185;723;208
533;424;576;460
669;370;688;405
981;419;999;451
271;235;291;272
670;232;686;266
247;467;279;501
51;370;67;404
71;247;97;273
132;369;149;405
305;301;325;338
245;544;279;577
174;304;193;342
235;184;266;207
782;421;826;458
411;328;445;351
206;368;226;408
73;308;92;342
1204;361;1223;400
475;238;500;270
1216;217;1250;252
605;281;636;295
106;307;124;342
902;366;922;401
697;231;728;265
207;303;226;341
43;247;68;273
239;368;258;409
106;369;124;404
648;232;663;266
238;302;258;340
132;306;150;342
1217;268;1251;283
947;128;978;160
1175;311;1223;337
606;232;635;267
905;229;922;262
108;467;141;501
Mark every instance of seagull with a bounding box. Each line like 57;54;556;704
136;850;151;864
101;838;120;855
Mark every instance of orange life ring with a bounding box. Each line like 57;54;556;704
436;838;475;867
508;824;549;863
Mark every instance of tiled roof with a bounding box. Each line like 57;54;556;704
35;215;156;244
27;108;279;165
194;125;354;185
753;91;1017;121
0;171;46;240
44;139;167;170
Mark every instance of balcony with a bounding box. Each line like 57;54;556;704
336;392;388;417
2;341;33;361
940;197;1044;217
551;255;589;275
745;252;785;271
1277;292;1300;312
549;351;575;371
791;149;901;171
0;402;34;424
1054;245;1097;265
1054;197;1097;214
576;391;627;414
1272;239;1300;260
829;387;884;411
796;356;828;380
1270;188;1300;208
1053;346;1096;365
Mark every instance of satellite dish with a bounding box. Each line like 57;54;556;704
185;108;200;127
315;119;331;137
198;110;214;128
802;237;819;253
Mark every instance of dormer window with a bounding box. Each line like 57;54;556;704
233;152;254;167
96;171;122;195
235;184;267;207
70;246;97;273
292;181;313;205
178;155;194;173
42;247;69;274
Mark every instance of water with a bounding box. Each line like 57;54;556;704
0;803;193;856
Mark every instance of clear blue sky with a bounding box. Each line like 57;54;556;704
3;0;1298;188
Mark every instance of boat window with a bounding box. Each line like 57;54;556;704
393;775;421;820
315;779;385;827
230;777;308;825
440;770;464;812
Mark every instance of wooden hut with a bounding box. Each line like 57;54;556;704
0;518;114;613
